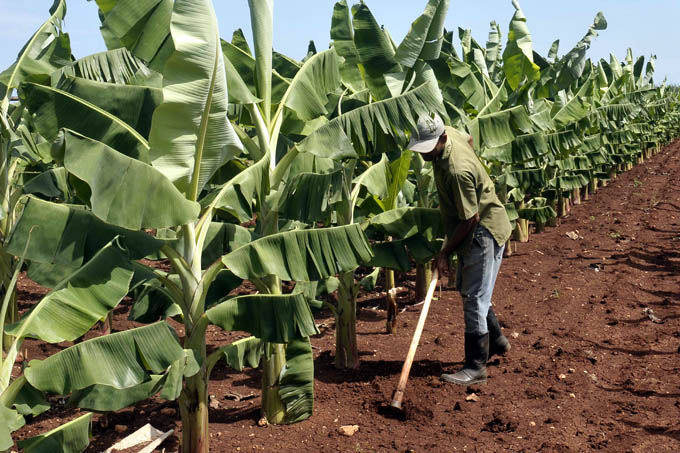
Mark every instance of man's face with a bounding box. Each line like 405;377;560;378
421;134;447;162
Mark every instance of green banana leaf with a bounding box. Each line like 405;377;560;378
201;153;270;223
23;168;69;199
201;222;259;267
330;1;365;93
297;82;444;159
446;57;487;112
0;405;24;451
502;0;540;90
485;21;503;80
149;0;242;198
5;240;133;344
51;48;150;86
55;75;162;138
476;105;534;148
25;322;184;394
395;0;450;68
94;0;174;72
368;207;442;241
277;170;346;224
68;375;164;412
555;12;607;90
61;131;200;230
13;382;50;417
279;338;314;424
352;155;390;200
482;132;548;164
18;412;92;453
68;349;198;410
221;39;261;104
6;197;161;266
368;240;411;272
209;336;263;373
0;0;70;106
552;78;594;127
384;149;413;210
205;293;318;343
518;197;557;223
248;0;274;121
21;82;150;162
223;224;373;282
1;240;134;389
351;3;402;100
277;49;342;122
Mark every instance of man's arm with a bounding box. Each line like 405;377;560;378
436;213;479;278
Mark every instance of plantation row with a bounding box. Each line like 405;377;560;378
0;0;678;451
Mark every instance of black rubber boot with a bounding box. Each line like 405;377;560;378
441;333;489;386
487;308;511;359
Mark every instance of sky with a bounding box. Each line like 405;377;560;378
1;1;678;84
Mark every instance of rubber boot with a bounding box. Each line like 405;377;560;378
441;333;489;386
487;308;511;359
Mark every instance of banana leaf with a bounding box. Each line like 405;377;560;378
222;224;373;282
148;0;242;197
61;131;200;230
205;293;318;343
7;197;160;269
0;405;24;451
201;153;270;223
51;48;150;86
297;82;444;159
395;0;449;68
209;336;263;373
55;75;162;138
21;83;150;162
330;1;364;93
25;322;184;395
502;0;540;90
18;412;92;453
351;3;402;100
277;170;346;224
0;0;70;105
94;0;174;72
368;207;442;241
279;338;314;424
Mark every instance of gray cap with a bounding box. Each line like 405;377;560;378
408;113;445;153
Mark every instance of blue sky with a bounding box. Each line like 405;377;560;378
1;1;678;84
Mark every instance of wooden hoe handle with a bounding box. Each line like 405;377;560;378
390;268;439;409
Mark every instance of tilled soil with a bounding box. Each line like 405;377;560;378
12;142;680;452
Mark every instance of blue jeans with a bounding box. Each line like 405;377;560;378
455;225;505;335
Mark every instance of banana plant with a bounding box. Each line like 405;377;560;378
9;1;374;451
0;0;75;353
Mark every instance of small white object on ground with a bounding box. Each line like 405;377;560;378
104;423;173;453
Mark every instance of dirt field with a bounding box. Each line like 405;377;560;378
13;141;680;452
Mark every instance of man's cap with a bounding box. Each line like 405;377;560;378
408;113;445;153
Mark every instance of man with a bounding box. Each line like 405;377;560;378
408;113;512;386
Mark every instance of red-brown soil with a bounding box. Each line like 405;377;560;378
12;142;680;452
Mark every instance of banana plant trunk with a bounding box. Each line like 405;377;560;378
385;269;398;333
179;367;209;453
514;219;529;243
335;271;359;369
260;275;288;423
261;342;287;423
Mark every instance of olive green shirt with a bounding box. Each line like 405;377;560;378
433;126;512;252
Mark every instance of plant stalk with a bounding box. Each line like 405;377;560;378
335;271;358;369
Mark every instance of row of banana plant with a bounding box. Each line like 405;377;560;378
0;0;678;452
